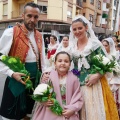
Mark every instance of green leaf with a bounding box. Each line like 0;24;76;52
25;80;33;89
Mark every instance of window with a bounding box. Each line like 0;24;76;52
113;20;115;28
83;13;85;16
83;0;86;2
67;11;72;17
114;0;117;6
40;6;47;13
19;3;24;15
68;7;72;17
98;1;101;10
3;4;8;15
90;0;94;4
113;10;116;18
76;0;82;7
89;14;93;24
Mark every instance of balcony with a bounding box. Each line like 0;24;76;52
103;0;110;3
102;13;108;18
102;24;107;28
2;15;8;20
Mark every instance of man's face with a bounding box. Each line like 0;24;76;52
22;6;40;31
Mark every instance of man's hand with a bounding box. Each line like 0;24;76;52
12;72;26;85
62;109;75;119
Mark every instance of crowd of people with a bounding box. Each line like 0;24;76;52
0;2;120;120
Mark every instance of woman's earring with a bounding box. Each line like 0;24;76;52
86;30;90;38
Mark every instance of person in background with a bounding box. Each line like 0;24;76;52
116;43;120;65
44;37;50;54
102;38;120;116
0;2;46;120
47;35;59;66
54;35;73;57
112;35;119;46
112;35;119;50
32;51;83;120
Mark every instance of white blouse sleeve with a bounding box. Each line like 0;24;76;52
0;28;14;77
40;37;47;72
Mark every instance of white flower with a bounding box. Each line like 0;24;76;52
33;83;50;95
102;56;110;65
94;55;110;65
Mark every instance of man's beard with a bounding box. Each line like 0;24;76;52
24;22;36;31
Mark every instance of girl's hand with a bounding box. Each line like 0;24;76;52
42;100;53;107
85;73;102;87
62;109;75;119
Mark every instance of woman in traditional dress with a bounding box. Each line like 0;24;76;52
47;35;59;59
70;15;119;120
102;38;120;116
52;35;73;59
47;35;59;66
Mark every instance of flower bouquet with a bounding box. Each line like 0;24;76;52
90;54;116;75
0;54;33;90
32;81;63;116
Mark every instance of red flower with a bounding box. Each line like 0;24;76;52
62;95;66;100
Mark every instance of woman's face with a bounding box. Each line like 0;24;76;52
72;21;88;40
102;41;110;53
62;37;69;47
50;36;56;44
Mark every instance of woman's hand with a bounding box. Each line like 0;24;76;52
85;73;102;87
42;99;53;107
62;109;75;119
41;72;50;82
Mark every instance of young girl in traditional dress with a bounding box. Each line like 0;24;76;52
32;51;83;120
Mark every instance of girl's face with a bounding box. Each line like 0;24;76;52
72;21;88;40
102;41;110;53
50;36;56;44
55;54;71;74
62;37;69;47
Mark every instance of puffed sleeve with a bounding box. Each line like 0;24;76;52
0;28;14;77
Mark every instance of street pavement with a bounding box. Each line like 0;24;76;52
0;74;6;120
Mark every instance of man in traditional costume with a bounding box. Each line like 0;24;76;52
0;2;46;120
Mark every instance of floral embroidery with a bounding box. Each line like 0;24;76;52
59;77;66;105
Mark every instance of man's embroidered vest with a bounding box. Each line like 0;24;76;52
9;23;43;68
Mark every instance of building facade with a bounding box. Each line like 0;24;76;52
101;0;120;34
81;0;104;35
0;0;82;39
